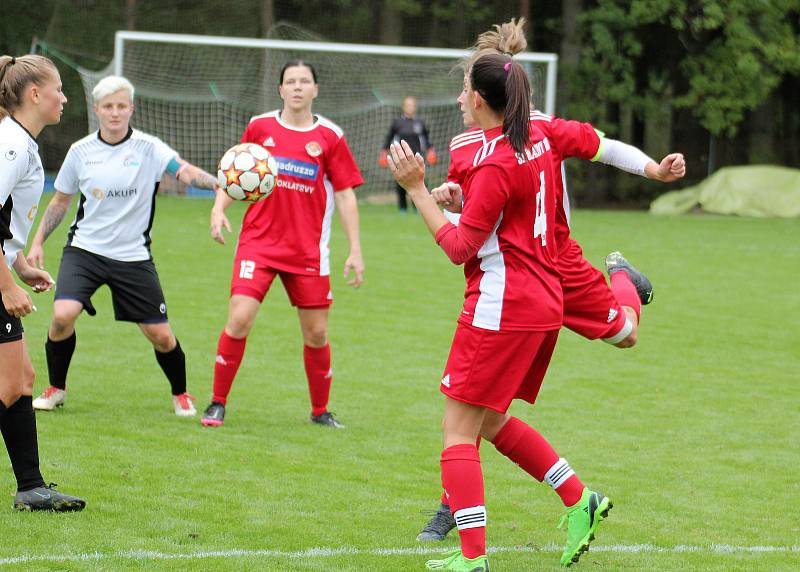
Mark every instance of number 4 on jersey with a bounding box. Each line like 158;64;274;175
534;170;547;247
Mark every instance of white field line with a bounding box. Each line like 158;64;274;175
1;544;798;566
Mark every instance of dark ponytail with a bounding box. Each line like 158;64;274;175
470;53;530;153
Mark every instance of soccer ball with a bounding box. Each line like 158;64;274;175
217;143;279;202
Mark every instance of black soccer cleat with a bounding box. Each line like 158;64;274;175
201;401;225;427
14;484;85;512
417;502;456;541
310;411;345;429
605;251;654;305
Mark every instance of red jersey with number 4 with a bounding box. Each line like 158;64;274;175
237;111;363;276
447;112;601;254
453;125;562;332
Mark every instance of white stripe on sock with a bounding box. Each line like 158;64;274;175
544;458;575;489
453;505;486;530
603;318;634;345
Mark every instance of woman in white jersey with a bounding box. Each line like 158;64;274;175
0;54;84;511
27;76;219;417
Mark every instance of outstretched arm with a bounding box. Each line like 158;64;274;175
27;191;73;269
644;153;686;182
175;161;219;190
594;139;685;182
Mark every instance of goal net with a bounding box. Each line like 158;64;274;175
77;31;558;196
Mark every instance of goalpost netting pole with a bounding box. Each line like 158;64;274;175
104;31;558;195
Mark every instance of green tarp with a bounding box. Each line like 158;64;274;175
649;165;800;217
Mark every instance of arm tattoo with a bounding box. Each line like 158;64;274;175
40;202;69;241
190;169;218;190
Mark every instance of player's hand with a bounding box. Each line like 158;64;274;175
655;153;686;182
26;243;45;270
388;141;426;194
210;208;232;245
343;251;364;289
17;266;55;293
378;149;389;168
430;182;463;213
1;283;34;318
426;148;438;166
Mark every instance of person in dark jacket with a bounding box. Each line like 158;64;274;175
379;96;437;211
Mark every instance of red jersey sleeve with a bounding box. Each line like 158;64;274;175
544;117;602;160
325;136;364;192
446;158;462;184
239;122;252;144
459;164;511;232
434;219;491;265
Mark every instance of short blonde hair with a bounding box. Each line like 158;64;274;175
92;76;135;103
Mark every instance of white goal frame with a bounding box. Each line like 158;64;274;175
113;31;559;115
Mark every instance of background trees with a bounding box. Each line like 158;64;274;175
2;0;798;205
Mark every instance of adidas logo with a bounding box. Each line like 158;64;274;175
215;355;227;366
263;136;276;147
324;368;333;380
607;308;618;323
441;374;451;388
326;290;333;300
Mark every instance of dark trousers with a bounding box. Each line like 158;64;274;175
395;183;408;211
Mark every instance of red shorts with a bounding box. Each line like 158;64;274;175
440;323;559;413
230;253;332;308
559;239;628;340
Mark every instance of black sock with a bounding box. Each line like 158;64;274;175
0;396;46;492
45;332;76;390
155;339;186;395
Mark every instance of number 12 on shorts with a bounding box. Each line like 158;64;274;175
239;260;255;279
534;170;547;247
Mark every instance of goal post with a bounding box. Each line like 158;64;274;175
94;31;558;194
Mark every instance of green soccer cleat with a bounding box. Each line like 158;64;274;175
425;550;489;571
558;488;612;567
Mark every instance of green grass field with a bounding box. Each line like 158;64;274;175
1;196;798;570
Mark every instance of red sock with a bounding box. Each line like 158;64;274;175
441;444;486;559
212;331;247;405
441;437;482;506
610;271;641;320
304;344;332;416
492;416;584;506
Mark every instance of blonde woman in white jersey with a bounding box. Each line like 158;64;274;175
27;76;219;417
0;54;84;511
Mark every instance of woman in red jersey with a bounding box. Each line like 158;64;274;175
390;52;608;571
202;60;364;429
418;20;685;565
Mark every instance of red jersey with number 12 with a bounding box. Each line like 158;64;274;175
237;111;363;276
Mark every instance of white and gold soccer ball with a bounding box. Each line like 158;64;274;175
217;143;279;202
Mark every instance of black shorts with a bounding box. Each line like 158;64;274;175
0;300;23;344
54;246;169;324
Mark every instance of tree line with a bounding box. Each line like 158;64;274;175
2;0;798;205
